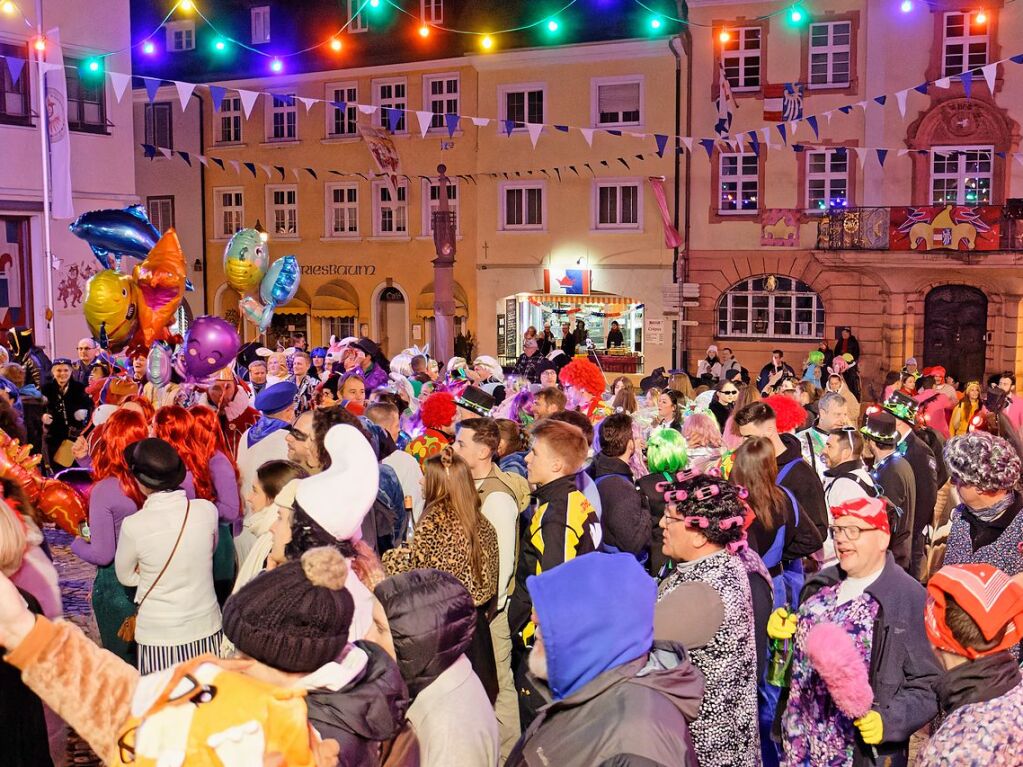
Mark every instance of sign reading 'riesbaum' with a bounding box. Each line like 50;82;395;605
300;264;377;276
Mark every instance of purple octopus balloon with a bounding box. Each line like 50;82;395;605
181;315;241;381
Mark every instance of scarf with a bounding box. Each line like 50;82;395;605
966;491;1017;523
937;652;1022;714
247;416;290;448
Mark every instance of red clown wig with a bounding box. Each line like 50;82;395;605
92;409;150;506
153;406;210;500
763;394;809;434
559;358;606;397
421;391;457;429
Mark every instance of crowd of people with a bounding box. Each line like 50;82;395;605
0;322;1022;767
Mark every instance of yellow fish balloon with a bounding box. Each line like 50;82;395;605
83;270;139;352
223;228;269;294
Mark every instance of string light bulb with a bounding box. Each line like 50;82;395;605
1;1;16;15
330;37;342;51
85;59;100;72
33;36;45;52
178;0;193;12
899;0;912;11
789;7;804;23
418;24;429;37
547;19;559;32
480;34;494;50
143;41;156;54
975;10;987;23
649;17;662;29
270;57;283;72
369;0;379;6
719;29;731;42
213;39;226;51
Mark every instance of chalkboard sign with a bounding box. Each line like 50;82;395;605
496;314;506;361
505;298;518;357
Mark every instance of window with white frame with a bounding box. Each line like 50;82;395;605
144;102;173;150
593;78;642;127
268;93;297;141
808;21;851;87
717;276;825;339
373;78;406;132
594;180;641;229
326;183;359;237
806;149;849;210
327;82;358;136
251;6;270;44
146;196;175;234
267;186;298;236
373;181;408;236
421;0;443;23
166;21;195;52
943;11;988;77
323;316;356;342
424;74;459;130
930;146;993;205
218;94;243;143
348;0;368;33
499;84;545;130
718;153;760;213
215;189;244;238
721;27;761;91
422;178;458;235
501;182;545;230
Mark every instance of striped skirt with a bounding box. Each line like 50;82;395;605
137;631;224;675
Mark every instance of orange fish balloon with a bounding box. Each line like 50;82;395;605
133;228;187;349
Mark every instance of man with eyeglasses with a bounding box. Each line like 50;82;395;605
771;496;939;767
71;337;98;385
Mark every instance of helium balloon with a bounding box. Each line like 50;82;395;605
181;315;242;381
147;341;173;388
69;204;159;270
238;295;267;330
133;229;187;348
38;477;88;536
83;270;139;352
223;228;270;294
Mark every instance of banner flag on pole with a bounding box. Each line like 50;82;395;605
648;177;683;248
45;28;74;219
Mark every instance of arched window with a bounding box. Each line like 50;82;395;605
716;275;824;339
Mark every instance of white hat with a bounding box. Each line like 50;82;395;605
707;344;719;354
93;404;119;426
473;355;504;382
295;424;379;542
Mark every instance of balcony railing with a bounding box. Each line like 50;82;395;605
815;205;1023;251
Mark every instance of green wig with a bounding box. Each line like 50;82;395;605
646;427;689;474
808;350;825;366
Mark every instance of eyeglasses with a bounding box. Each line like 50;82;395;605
76;346;92;351
720;389;739;396
286;426;310;442
829;524;878;541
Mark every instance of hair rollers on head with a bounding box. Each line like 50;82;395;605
683;515;712;529
694;484;721;501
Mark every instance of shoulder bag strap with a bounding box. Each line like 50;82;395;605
135;500;191;610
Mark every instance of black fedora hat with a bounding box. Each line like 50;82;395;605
124;438;187;492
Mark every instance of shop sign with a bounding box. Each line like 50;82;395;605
646;318;665;346
300;263;377;276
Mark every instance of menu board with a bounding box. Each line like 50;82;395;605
505;298;518;357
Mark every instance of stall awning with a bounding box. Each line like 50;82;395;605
277;287;312;316
416;280;469;319
523;291;641;308
311;280;359;318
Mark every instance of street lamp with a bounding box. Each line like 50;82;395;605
431;164;457;361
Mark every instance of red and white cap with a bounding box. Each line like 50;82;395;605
831;496;890;535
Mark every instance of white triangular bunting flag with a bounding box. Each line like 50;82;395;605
228;159;241;175
415;110;433;138
895;90;908;118
935;77;951;89
682;136;694;152
196;154;208;166
1015;153;1023;167
358;104;377;115
823;110;834;125
759;128;771;146
897;148;910;157
526;123;543;148
627;131;646;139
580;128;594;147
159;147;173;158
108;71;130;103
982;63;997;93
174;81;196;111
299;97;316;113
856;100;869;111
238;90;259;118
259;163;273;180
788;121;797;139
853;147;868;169
470;116;490;127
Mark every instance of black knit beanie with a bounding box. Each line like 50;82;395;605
222;547;355;673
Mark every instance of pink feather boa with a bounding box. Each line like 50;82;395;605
805;622;873;718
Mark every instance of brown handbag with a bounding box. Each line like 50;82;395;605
118;501;191;643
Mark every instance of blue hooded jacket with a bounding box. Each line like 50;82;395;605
528;552;655;700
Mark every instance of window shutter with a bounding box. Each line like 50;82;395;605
598;82;640;115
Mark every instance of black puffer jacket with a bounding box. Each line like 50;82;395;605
305;641;409;767
374;568;476;698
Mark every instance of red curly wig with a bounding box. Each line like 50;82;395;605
153;406;210;500
559;358;606;397
120;395;156;424
190;404;240;507
92;409;149;507
763;394;808;434
421;391;457;429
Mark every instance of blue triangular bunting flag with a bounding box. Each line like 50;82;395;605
141;143;156;159
874;95;887;106
914;83;929;94
554;125;569;132
605;129;622;137
699;138;715;158
1011;54;1023;64
385;107;402;133
503;119;515;136
330;100;346;113
838;105;853;114
618;157;630;169
749;140;760;157
5;56;24;87
305;167;318;179
876;149;888;167
834;147;847;157
806;115;819;139
961;71;973;98
209;85;226;112
792;144;805;152
243;162;257;177
655;134;669;157
776;123;788;144
210;157;225;170
445;113;459;137
554;168;562;182
273;165;285;179
144;77;162;104
177;151;191;166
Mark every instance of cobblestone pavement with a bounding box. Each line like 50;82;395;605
47;527;103;767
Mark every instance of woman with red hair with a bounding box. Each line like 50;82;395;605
70;408;149;663
191;404;241;599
